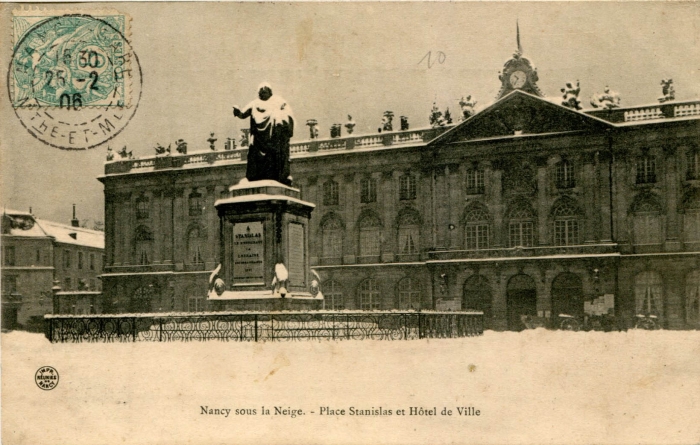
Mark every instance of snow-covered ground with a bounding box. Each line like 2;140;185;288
2;329;699;445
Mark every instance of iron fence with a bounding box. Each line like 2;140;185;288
44;311;483;343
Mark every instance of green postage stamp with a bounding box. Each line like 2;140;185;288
10;10;131;109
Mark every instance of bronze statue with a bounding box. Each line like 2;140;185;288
233;83;294;186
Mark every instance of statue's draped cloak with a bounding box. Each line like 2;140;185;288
240;94;294;186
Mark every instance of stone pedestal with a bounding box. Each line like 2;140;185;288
208;180;321;310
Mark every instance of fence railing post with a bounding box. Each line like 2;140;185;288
132;317;136;342
418;313;423;339
159;319;163;342
254;314;258;342
271;315;274;342
239;315;244;342
346;314;350;340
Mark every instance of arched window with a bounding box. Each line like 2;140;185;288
131;286;154;313
397;211;420;256
555;159;575;189
360;177;377;203
358;278;380;310
466;168;485;195
397;277;421;310
552;200;581;246
685;270;700;327
631;195;663;245
134;226;154;265
324;280;344;310
187;226;205;264
323;180;339;206
399;173;416;201
320;216;343;261
135;194;149;219
463;275;492;320
188;189;203;216
634;271;663;317
508;204;535;247
551;273;584;317
358;214;381;258
636;155;657;184
464;207;490;250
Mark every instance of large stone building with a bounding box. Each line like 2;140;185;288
99;47;700;330
1;208;105;330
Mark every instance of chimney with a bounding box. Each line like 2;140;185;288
71;204;79;227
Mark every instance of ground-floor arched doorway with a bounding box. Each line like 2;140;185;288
551;272;584;317
463;275;493;329
506;274;537;331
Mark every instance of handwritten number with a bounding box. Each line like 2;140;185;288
419;51;447;69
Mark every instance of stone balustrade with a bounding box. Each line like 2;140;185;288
586;99;700;123
105;126;450;175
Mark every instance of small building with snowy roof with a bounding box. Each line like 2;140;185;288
2;207;105;331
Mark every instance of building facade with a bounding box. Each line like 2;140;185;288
1;209;105;330
99;50;700;330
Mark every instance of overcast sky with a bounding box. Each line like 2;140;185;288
2;2;699;225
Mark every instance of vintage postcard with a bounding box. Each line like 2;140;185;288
2;2;700;444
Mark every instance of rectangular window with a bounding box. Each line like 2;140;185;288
89;253;95;270
685;211;700;242
465;224;489;250
4;246;16;266
554;219;580;246
63;250;71;268
688;152;700;180
359;228;380;257
188;193;203;216
36;249;41;264
360;178;377;203
466;169;485;194
3;276;17;293
78;251;84;269
556;161;576;189
636;156;656;184
188;297;204;312
323;181;339;206
509;222;534;247
64;277;72;291
399;175;416;200
136;198;150;219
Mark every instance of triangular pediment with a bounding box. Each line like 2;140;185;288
429;90;613;146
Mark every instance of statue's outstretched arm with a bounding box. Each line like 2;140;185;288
233;104;252;119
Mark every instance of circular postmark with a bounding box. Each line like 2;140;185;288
35;366;59;390
8;12;142;150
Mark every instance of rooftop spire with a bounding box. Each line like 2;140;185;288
516;20;523;56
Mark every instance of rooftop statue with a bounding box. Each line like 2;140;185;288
233;83;294;186
561;81;582;110
459;95;477;120
659;79;675;103
590;86;621;109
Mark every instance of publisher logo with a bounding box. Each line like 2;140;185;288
35;366;59;391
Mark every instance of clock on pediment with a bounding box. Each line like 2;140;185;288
496;29;544;99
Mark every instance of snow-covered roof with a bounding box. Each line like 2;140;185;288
37;219;104;249
2;209;51;238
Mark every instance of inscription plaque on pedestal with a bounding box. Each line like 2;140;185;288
232;222;264;285
288;222;305;286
